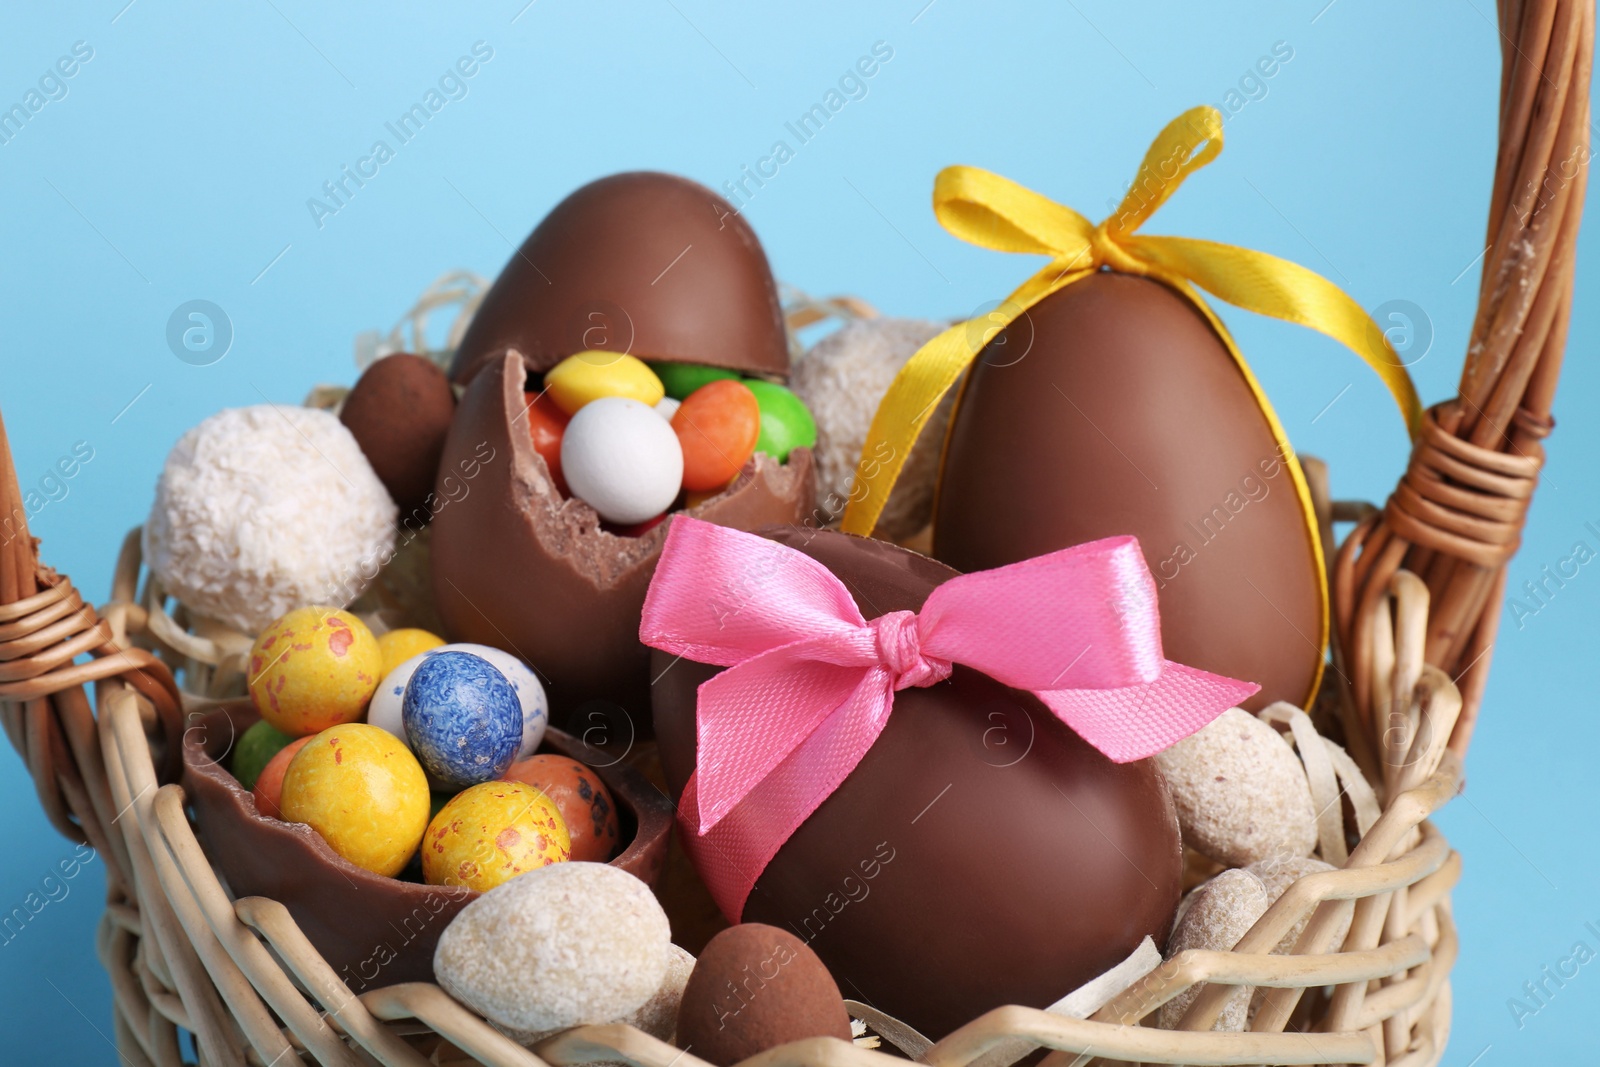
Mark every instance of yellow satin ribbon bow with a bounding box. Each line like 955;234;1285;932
839;105;1423;538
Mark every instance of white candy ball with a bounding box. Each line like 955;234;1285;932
561;397;683;524
368;642;548;760
653;396;681;421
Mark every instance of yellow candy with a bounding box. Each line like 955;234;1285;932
280;723;430;876
422;781;571;891
376;627;446;677
248;607;382;737
544;351;664;415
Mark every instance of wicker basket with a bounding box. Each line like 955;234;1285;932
0;3;1588;1063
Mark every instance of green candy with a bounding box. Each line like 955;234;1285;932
650;362;741;401
232;719;296;791
744;379;817;462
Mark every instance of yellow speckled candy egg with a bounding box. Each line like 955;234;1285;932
248;606;382;736
376;627;445;677
279;723;430;876
422;781;571;891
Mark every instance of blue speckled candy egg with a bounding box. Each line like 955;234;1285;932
369;643;548;760
401;651;522;789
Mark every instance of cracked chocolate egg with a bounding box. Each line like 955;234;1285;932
433;173;813;722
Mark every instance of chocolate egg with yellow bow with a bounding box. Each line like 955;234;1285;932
933;271;1322;710
651;527;1184;1039
432;173;814;722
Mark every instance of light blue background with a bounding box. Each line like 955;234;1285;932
0;1;1594;1062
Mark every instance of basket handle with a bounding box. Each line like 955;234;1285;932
0;407;184;868
1338;0;1593;767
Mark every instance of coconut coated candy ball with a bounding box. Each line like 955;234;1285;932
369;642;547;761
402;651;523;789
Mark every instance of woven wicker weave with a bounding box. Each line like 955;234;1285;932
1;1;1589;1063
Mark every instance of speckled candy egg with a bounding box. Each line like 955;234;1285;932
369;643;548;761
247;607;382;737
422;781;571;891
402;651;522;789
376;627;445;677
502;754;619;863
278;724;430;876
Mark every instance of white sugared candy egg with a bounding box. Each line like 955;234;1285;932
369;642;548;760
653;396;681;422
560;397;683;524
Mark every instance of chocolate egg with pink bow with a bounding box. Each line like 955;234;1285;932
651;526;1198;1038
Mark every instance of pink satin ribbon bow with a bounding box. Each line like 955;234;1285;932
640;518;1258;919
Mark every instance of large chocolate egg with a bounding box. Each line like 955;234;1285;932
934;273;1321;709
652;528;1182;1038
432;352;812;719
448;171;788;386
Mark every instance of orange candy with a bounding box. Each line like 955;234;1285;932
671;379;760;492
523;391;571;494
252;735;313;820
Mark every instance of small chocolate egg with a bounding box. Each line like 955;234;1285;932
422;781;570;891
402;651;523;789
279;724;430;876
560;397;684;524
370;642;548;761
677;924;852;1065
340;353;456;518
248;607;382;737
376;627;445;677
231;719;295;791
251;735;312;819
502;754;619;862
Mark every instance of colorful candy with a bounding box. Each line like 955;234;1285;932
252;735;312;819
422;781;571;891
672;379;761;492
369;643;548;761
651;361;740;401
544;351;664;415
231;719;295;792
744;379;818;462
278;724;430;876
561;397;683;524
502;754;620;863
247;607;382;737
402;651;523;789
376;627;445;678
522;390;571;493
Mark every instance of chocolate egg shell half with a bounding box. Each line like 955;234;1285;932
183;702;672;989
448;171;789;386
431;352;813;721
933;272;1322;710
651;527;1182;1039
